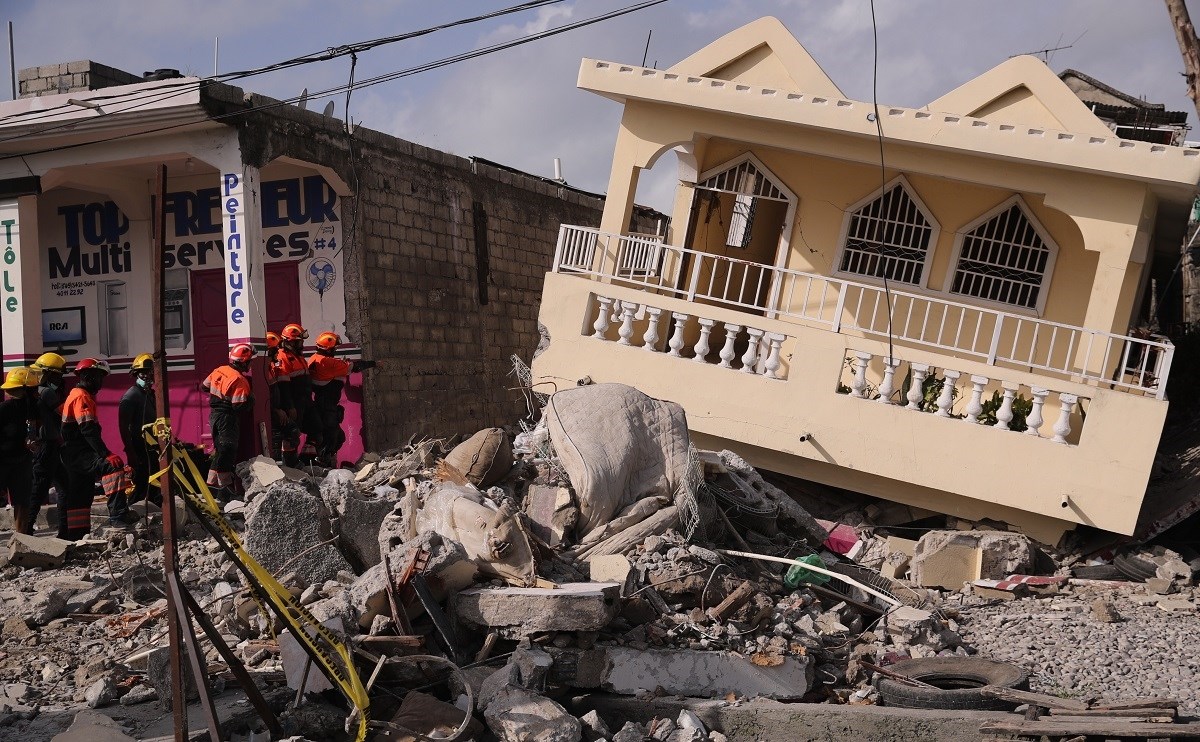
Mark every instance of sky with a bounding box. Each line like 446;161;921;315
3;0;1197;212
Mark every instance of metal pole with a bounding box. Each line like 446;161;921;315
213;36;219;78
8;22;16;100
151;165;188;740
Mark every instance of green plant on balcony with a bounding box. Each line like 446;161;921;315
836;355;879;398
898;369;959;413
976;390;1033;431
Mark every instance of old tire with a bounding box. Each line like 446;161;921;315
1113;553;1157;582
876;657;1029;711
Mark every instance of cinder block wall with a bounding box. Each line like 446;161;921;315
18;61;142;98
214;86;663;449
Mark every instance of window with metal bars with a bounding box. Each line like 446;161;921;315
726;194;757;248
838;179;935;285
950;199;1053;311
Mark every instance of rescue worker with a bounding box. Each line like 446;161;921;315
266;332;300;466
308;332;376;467
277;324;317;459
0;368;41;535
202;344;254;500
28;352;69;534
59;358;122;541
118;353;160;514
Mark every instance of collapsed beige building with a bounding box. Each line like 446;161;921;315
532;17;1200;543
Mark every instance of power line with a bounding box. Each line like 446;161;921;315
0;0;666;163
0;0;569;139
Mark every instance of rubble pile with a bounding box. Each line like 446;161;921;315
5;380;1199;738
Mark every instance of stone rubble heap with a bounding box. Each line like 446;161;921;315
1;381;1195;740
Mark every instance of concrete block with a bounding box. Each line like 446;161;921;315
880;606;961;651
243;482;353;588
238;455;285;499
911;530;1034;588
279;620;340;694
602;647;812;700
589;555;634;595
484;685;583;742
454;583;621;638
339;492;399;570
8;533;72;569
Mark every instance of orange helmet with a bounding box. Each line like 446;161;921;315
266;332;281;350
281;324;308;342
315;331;340;351
228;343;255;365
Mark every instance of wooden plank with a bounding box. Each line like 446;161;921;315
1048;712;1175;724
980;686;1089;711
980;719;1200;738
1048;707;1176;720
1091;697;1181;711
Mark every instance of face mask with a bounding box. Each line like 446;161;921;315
136;377;150;389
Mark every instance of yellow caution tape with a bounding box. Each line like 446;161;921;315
143;422;370;739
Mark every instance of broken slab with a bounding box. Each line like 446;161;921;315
880;606;962;652
589;555;634;594
910;530;1034;588
339;490;401;570
8;533;72;569
525;484;576;548
455;583;621;639
279;620;341;695
50;710;135;742
237;455;287;500
601;647;812;700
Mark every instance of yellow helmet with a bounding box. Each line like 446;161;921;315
32;352;67;372
1;367;34;390
130;353;154;374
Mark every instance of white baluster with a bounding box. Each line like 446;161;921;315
741;328;765;373
616;301;637;345
996;382;1019;430
935;370;960;417
668;313;689;357
592;296;614;338
877;356;899;404
718;324;742;369
964;375;988;423
642;306;663;351
906;363;929;410
763;334;785;380
1051;393;1078;444
850;351;871;398
1025;387;1049;437
693;318;715;362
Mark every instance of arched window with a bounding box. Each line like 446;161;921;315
948;196;1056;312
837;176;938;286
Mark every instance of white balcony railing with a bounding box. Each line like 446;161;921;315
552;225;1173;399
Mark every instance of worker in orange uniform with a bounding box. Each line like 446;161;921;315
59;359;123;541
202;344;254;500
266;332;300;466
309;332;376;467
0;368;42;535
276;324;316;460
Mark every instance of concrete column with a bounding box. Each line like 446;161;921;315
219;165;272;454
0;196;44;369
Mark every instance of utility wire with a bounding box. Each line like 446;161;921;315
0;0;570;139
0;0;666;164
869;0;897;368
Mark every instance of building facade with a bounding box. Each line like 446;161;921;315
0;63;662;464
531;17;1200;542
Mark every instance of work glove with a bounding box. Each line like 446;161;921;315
106;453;125;470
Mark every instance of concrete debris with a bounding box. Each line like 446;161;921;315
599;646;813;700
880;606;964;653
83;676;120;709
910;530;1034;588
242;481;353;588
388;690;484;741
525;484;577;548
484;684;583;742
717;450;828;546
455;582;622;638
49;710;135;742
8;533;72;569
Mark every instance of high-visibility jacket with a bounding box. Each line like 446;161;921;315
202;365;252;411
60;385;110;457
278;349;311;409
308;354;353;387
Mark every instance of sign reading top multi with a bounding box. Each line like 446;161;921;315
47;175;339;278
39;170;345;363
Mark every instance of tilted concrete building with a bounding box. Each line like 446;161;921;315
532;17;1200;542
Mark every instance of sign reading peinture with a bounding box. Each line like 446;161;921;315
221;172;247;328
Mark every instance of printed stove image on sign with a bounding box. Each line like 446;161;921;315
42;306;87;346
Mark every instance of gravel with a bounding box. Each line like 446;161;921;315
955;582;1200;712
